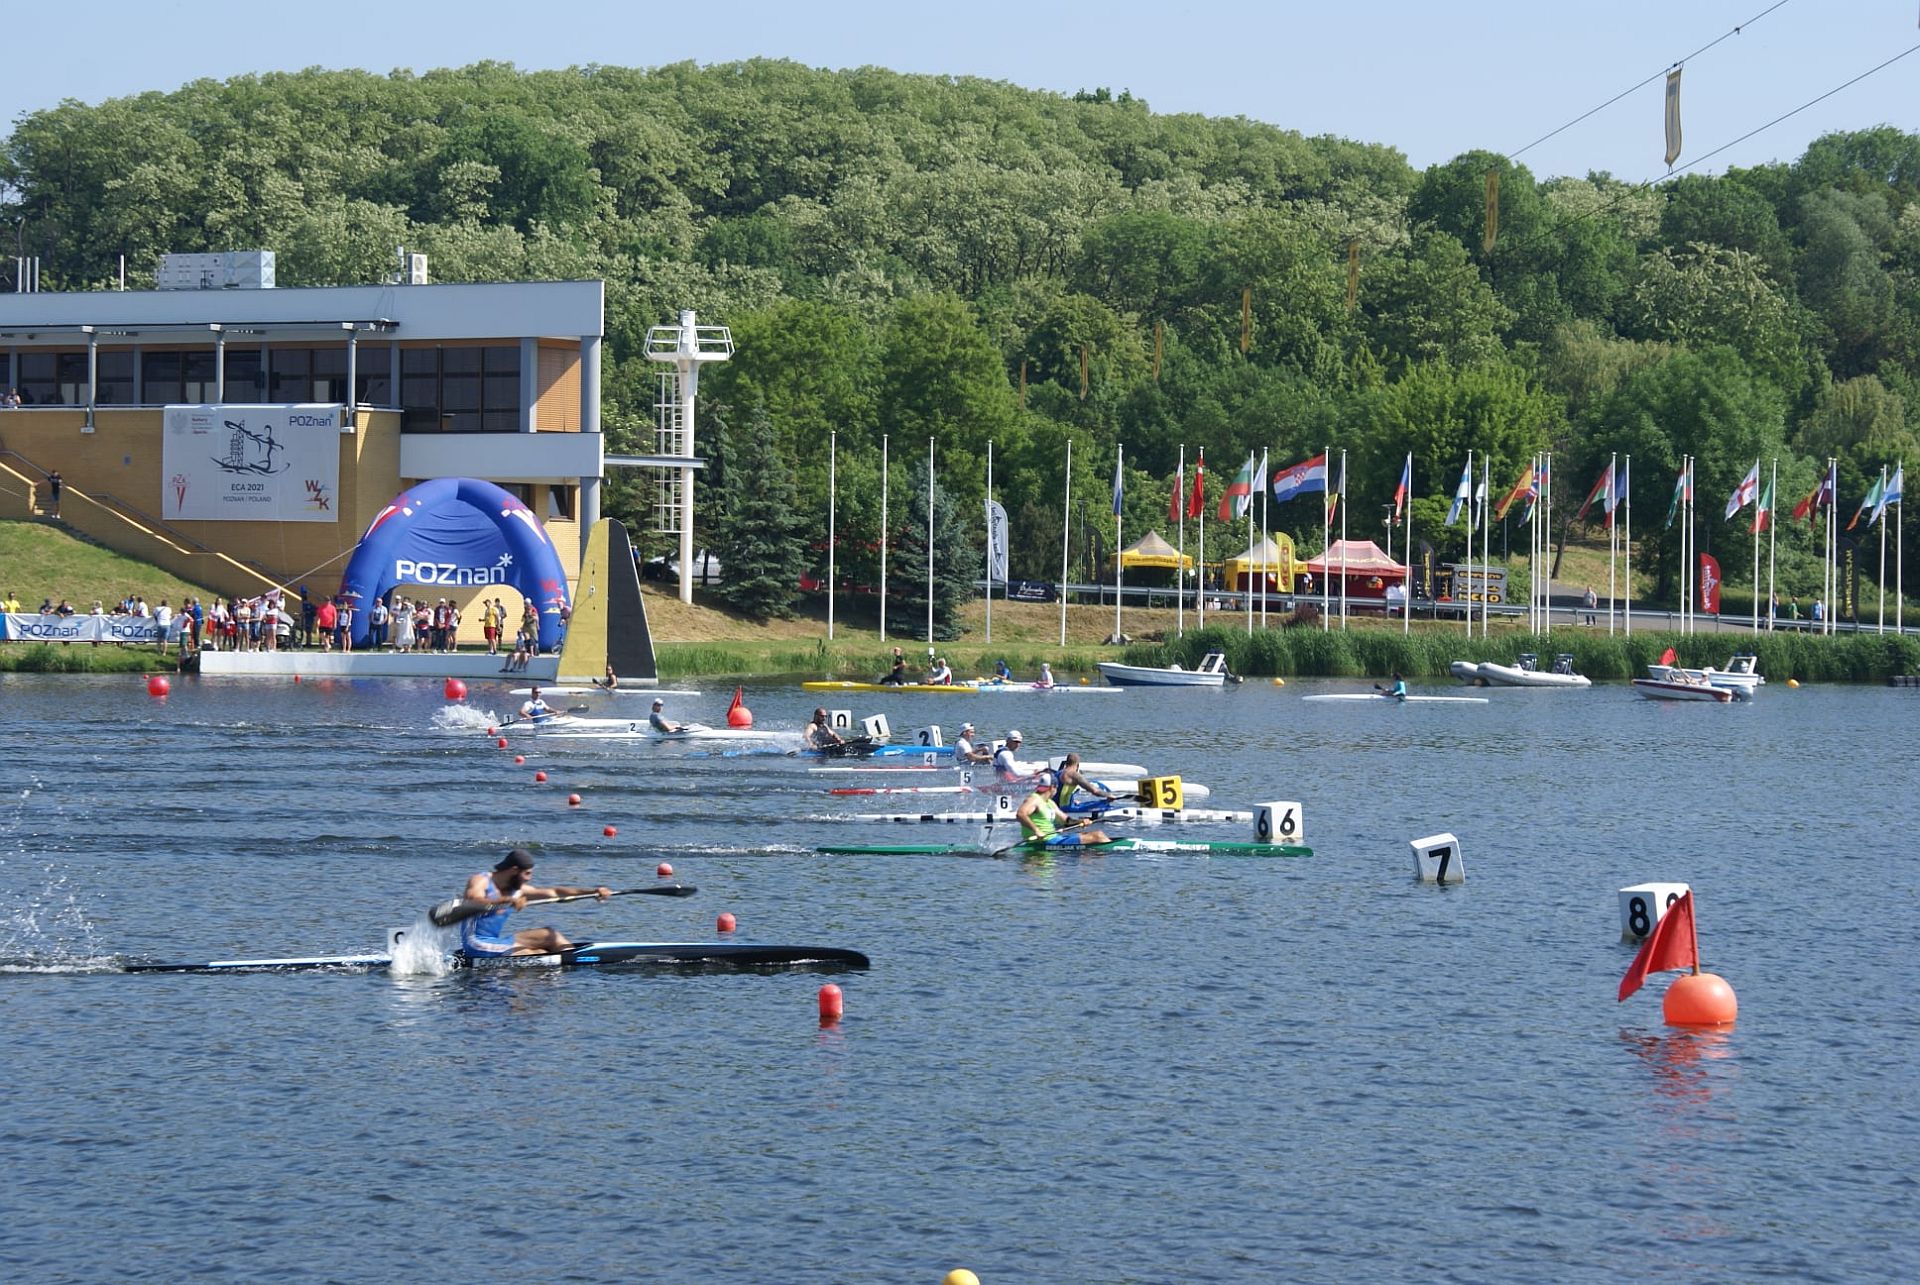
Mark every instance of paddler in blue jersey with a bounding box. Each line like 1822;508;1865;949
458;848;610;957
1016;772;1112;847
1054;752;1120;815
518;686;553;720
1374;672;1409;702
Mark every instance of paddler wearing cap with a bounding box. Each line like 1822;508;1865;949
991;729;1030;783
648;698;685;734
952;721;992;764
457;849;611;957
1016;772;1112;847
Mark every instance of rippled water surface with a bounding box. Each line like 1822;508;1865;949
3;669;1917;1283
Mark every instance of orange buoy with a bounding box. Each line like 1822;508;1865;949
443;677;467;700
514;755;525;765
727;685;753;728
1663;972;1738;1026
146;675;170;697
717;912;737;933
534;770;548;783
656;862;673;877
603;825;617;837
818;983;843;1024
567;793;582;807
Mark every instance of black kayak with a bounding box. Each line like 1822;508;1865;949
126;940;871;974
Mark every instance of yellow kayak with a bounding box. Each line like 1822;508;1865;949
801;680;978;694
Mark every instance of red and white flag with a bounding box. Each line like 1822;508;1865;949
1724;460;1760;520
1619;890;1698;1002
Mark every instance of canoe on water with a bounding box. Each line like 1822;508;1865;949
801;680;978;694
817;838;1312;858
1301;694;1490;704
126;941;870;973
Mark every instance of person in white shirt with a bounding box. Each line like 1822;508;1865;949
952;721;991;764
992;730;1031;783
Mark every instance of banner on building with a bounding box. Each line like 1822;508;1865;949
162;404;343;522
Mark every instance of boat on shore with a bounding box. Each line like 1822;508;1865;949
1097;650;1240;688
1477;653;1592;688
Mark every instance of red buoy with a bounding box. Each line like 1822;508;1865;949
656;862;673;877
496;737;509;749
145;675;170;698
514;755;525;765
717;912;737;933
567;793;582;807
443;677;467;700
487;726;497;735
534;770;548;782
603;825;617;837
727;685;753;728
818;983;844;1024
1664;972;1738;1026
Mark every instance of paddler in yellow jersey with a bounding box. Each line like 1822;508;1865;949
1015;772;1112;847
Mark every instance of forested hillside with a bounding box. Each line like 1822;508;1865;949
5;60;1915;612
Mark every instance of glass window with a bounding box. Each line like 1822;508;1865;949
354;346;392;406
17;352;56;405
394;345;526;433
96;351;134;404
183;351;217;403
269;348;311;403
56;352;89;405
142;351;183;404
313;348;347;402
225;349;264;402
546;485;575;520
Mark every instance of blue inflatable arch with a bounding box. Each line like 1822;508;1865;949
338;478;572;652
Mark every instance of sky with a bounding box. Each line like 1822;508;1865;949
3;0;1915;185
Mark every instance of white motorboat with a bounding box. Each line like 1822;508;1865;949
1448;660;1487;685
1631;675;1733;703
1097;650;1240;688
1648;652;1764;697
1477;653;1592;689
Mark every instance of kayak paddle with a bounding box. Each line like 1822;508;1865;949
428;884;698;928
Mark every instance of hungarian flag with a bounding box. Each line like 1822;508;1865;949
1618;890;1698;1002
1725;460;1760;520
1493;463;1533;522
1392;453;1411;518
1217;455;1257;521
1750;474;1775;534
1186;450;1206;520
1664;460;1691;529
1576;461;1613;524
1847;473;1884;531
1444;457;1472;526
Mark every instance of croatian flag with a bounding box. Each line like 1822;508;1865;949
1725;460;1760;521
1270;453;1328;505
1392;453;1411;518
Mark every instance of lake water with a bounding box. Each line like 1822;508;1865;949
3;669;1916;1283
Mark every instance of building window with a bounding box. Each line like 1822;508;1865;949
17;351;57;405
355;347;392;406
183;351;217;403
269;348;311;403
484;346;520;432
546;485;575;520
142;351;184;404
397;345;522;432
57;352;90;405
226;349;264;402
96;351;134;404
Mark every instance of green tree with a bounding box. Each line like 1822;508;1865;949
876;293;1020;499
709;402;809;620
891;476;976;641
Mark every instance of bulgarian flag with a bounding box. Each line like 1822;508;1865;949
1749;474;1774;534
1217;455;1257;521
1618;890;1699;1002
1186;450;1207;519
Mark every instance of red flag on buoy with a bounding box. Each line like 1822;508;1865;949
1618;890;1698;1001
728;686;744;716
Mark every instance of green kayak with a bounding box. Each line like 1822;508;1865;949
817;838;1313;858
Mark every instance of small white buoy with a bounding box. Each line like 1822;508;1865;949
1618;882;1691;942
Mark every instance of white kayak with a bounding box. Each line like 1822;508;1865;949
542;726;794;742
509;687;703;697
827;780;1212;800
1302;693;1490;704
857;805;1249;824
970;683;1123;695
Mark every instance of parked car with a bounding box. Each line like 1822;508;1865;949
640;549;722;583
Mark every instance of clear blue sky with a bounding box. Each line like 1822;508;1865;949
5;0;1915;184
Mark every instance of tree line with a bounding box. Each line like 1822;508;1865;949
3;60;1914;622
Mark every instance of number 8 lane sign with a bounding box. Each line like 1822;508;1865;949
1618;882;1690;941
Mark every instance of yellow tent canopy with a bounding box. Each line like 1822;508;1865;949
1223;533;1297;589
1115;530;1193;571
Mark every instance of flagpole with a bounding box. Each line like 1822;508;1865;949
926;438;934;646
1624;454;1633;637
1322;444;1330;632
1767;456;1778;631
1175;443;1186;637
1461;450;1472;638
1060;439;1071;647
1246;451;1255;638
1339;448;1349;630
1896;461;1903;634
1878;463;1888;633
828;431;838;641
1480;454;1490;640
1198;452;1207;630
1113;444;1124;644
985;439;994;644
1682;456;1691;636
1260;447;1270;629
1404;454;1413;635
1750;457;1761;636
880;434;889;641
1826;459;1835;636
1606;451;1617;637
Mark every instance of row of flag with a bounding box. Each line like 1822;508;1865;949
1151;451;1905;534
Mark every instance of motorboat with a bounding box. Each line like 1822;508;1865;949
1477;653;1592;689
1097;650;1240;688
1631;674;1734;702
1648;652;1764;697
1448;660;1487;685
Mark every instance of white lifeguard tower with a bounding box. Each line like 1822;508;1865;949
644;310;733;604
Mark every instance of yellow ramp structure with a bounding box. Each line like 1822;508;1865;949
559;518;658;685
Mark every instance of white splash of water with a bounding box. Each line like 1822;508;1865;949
386;916;455;977
432;705;501;733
